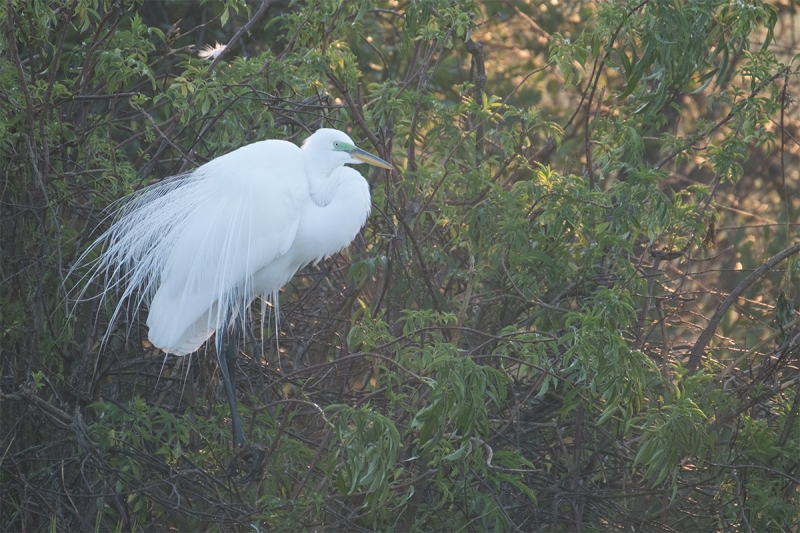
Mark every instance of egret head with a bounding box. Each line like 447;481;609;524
303;128;393;173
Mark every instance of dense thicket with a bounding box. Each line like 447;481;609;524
2;0;800;530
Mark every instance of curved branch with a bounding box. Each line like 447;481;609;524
686;242;800;373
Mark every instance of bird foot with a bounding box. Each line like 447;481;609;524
228;443;266;483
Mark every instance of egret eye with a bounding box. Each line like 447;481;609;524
334;141;341;148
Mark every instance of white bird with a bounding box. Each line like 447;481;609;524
80;128;392;477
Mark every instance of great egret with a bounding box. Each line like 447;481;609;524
81;128;392;478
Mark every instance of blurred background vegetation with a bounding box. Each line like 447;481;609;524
2;0;800;530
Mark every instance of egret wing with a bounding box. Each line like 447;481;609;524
146;140;308;353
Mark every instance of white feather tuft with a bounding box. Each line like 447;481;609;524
198;41;226;60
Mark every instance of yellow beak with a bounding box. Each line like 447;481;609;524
350;147;393;170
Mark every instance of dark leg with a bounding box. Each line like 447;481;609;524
217;317;246;449
216;301;265;482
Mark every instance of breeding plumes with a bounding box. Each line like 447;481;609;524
77;128;392;478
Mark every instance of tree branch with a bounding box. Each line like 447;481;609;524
686;242;800;373
208;0;275;72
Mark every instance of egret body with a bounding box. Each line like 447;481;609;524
82;128;392;476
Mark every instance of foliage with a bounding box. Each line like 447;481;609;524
2;0;800;530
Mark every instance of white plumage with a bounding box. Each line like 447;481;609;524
83;128;387;356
